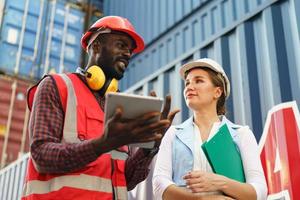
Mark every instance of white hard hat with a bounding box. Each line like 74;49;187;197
179;58;230;98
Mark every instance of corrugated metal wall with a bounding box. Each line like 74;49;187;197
104;0;300;199
104;0;300;141
104;0;213;44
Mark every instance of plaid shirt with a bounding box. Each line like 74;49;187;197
29;75;154;190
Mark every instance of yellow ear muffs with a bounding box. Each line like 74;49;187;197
85;65;119;94
86;65;106;90
105;78;118;94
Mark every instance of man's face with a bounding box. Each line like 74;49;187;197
96;32;136;80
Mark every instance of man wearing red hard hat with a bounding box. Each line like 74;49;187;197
22;16;179;200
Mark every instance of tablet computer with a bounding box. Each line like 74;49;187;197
104;92;163;149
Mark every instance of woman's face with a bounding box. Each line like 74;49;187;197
183;68;222;111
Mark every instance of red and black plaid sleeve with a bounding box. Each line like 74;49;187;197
125;149;156;190
29;76;98;173
30;75;155;186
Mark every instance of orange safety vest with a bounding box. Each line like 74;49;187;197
22;73;127;200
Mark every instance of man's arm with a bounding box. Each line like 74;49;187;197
30;77;99;173
125;148;158;190
124;93;180;190
31;78;175;175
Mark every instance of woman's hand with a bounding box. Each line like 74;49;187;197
183;171;227;193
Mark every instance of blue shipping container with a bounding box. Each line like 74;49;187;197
65;0;104;10
40;0;85;78
0;0;85;80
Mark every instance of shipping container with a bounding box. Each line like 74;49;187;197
104;0;300;199
0;0;46;79
0;0;85;80
0;75;32;168
65;0;104;10
40;0;85;77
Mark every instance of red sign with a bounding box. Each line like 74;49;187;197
259;101;300;200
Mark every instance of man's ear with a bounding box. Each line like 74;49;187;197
90;40;102;54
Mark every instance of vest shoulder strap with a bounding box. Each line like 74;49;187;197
51;74;68;112
27;74;72;112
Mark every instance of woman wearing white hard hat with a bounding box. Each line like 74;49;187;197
153;58;267;200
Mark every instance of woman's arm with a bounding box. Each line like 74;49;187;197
183;171;256;200
152;126;233;200
183;126;267;200
238;126;268;200
163;185;235;200
163;185;201;200
222;177;257;199
153;126;176;199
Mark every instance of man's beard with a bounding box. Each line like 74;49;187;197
101;60;123;80
98;50;124;80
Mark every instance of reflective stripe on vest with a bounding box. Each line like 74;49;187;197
114;186;128;200
59;74;81;143
22;174;113;196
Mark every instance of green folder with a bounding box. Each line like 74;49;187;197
201;124;246;182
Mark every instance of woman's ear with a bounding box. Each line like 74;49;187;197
214;87;223;99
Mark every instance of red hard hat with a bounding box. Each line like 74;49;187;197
81;16;145;53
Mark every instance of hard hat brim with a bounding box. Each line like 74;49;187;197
113;28;144;53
